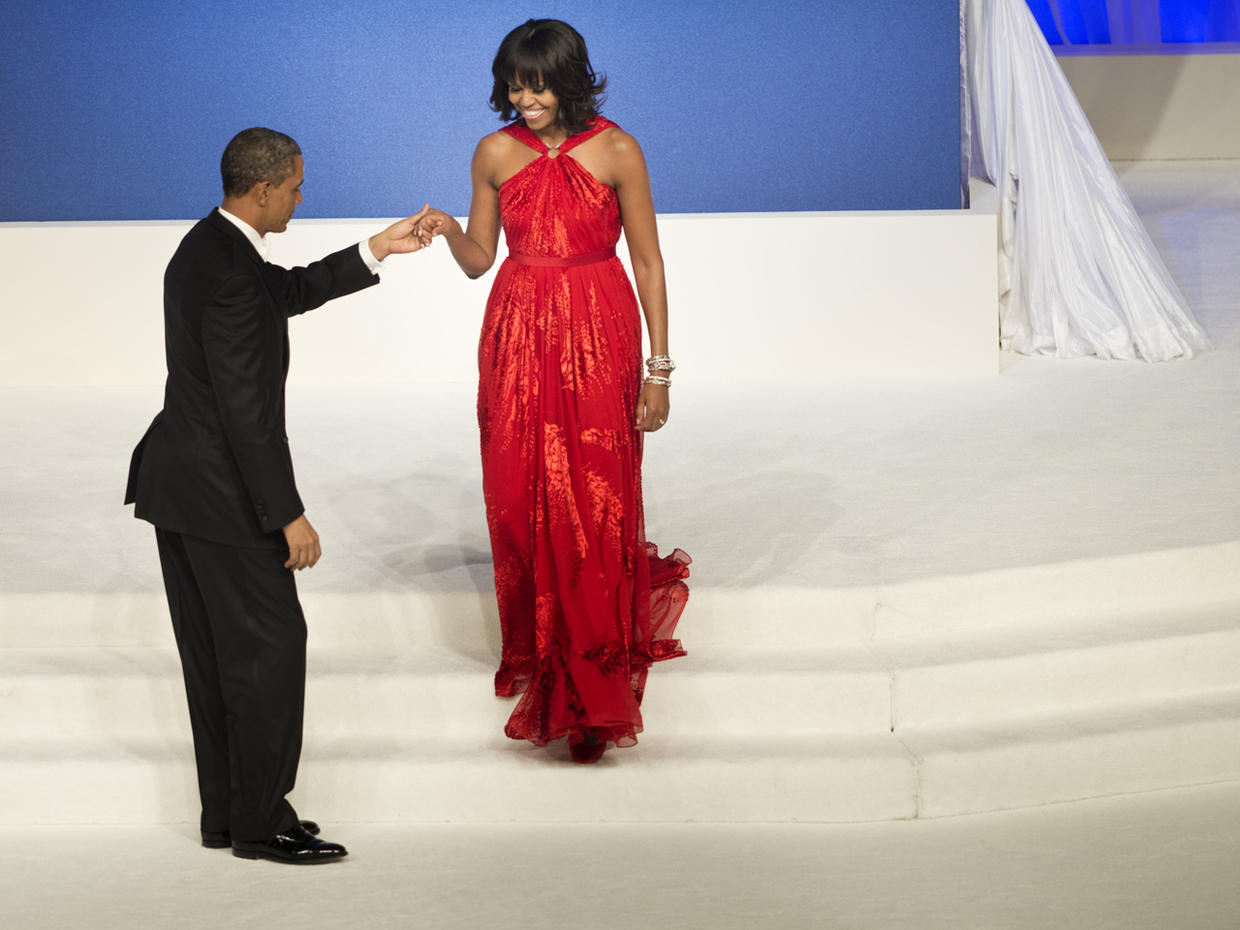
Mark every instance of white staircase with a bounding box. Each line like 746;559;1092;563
5;543;1238;825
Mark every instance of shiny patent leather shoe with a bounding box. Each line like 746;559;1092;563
569;730;607;764
202;819;320;849
231;824;346;864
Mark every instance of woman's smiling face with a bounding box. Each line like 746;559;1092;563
508;75;560;130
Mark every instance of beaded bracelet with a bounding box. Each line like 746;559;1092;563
645;354;676;372
644;375;672;387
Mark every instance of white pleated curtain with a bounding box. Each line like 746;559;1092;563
960;0;1212;361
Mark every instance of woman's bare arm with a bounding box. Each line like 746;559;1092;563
427;134;509;279
610;131;671;431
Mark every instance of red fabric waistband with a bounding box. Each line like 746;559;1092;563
507;247;617;268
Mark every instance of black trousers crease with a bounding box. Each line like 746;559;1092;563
155;527;305;842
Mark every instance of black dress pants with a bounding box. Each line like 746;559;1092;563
155;527;306;842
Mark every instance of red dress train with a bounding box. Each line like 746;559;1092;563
477;117;690;748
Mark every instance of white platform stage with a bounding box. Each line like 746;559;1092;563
3;159;1237;819
0;182;999;386
0;161;1238;925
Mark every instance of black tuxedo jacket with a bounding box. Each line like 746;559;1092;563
126;209;379;548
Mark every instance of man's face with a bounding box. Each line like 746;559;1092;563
258;155;304;236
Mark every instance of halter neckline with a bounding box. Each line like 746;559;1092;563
503;117;616;155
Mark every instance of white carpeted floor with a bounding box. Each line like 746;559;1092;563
2;782;1238;929
3;167;1239;599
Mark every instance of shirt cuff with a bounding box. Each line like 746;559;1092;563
358;240;384;275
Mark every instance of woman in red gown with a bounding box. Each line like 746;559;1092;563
425;19;689;763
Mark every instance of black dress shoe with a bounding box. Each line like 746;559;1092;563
232;824;347;864
202;819;321;849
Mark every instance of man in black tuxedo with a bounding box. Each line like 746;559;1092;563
126;127;429;864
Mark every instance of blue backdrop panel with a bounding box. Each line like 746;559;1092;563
1030;0;1240;44
0;1;961;220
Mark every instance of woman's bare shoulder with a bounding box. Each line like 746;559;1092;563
474;130;520;160
595;127;648;180
472;130;529;187
599;127;647;165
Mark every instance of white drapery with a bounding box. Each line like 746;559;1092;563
962;0;1211;361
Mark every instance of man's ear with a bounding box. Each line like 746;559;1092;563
254;181;272;206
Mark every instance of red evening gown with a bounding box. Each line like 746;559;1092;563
478;117;690;749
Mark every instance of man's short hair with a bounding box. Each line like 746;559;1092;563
220;128;302;197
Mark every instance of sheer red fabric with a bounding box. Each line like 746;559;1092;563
478;117;689;748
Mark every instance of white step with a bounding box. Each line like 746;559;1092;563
4;542;1239;824
904;691;1240;817
892;628;1240;729
0;586;882;649
7;541;1238;652
0;733;920;825
6;700;1238;824
0;646;894;741
875;542;1240;654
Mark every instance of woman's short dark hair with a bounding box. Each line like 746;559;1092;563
489;19;606;136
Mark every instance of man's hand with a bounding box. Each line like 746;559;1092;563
282;514;321;571
369;205;433;260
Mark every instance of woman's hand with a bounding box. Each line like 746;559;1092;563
368;205;433;258
635;381;669;432
414;207;463;241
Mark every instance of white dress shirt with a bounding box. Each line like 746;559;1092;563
217;207;384;274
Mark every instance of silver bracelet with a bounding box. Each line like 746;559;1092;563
645;354;676;372
644;375;672;387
